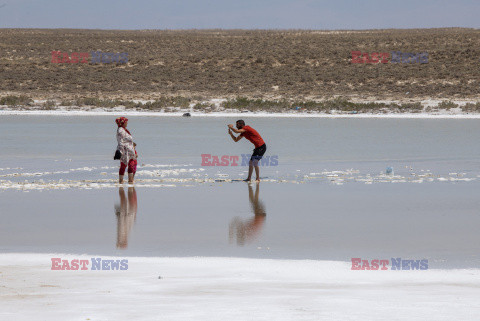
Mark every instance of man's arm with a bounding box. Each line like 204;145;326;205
228;124;246;134
229;128;243;142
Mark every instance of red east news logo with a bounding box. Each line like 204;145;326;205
351;51;389;64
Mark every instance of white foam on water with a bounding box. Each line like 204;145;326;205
141;163;194;168
136;168;204;177
0;164;477;191
216;173;229;177
0;164;200;179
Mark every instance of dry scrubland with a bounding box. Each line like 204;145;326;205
0;28;479;111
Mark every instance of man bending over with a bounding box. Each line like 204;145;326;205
228;120;267;182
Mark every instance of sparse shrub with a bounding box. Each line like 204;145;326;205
222;97;290;112
0;95;33;106
437;101;458;110
77;97;102;106
60;100;74;106
70;98;143;108
193;102;212;110
398;102;423;113
292;101;321;111
41;100;56;110
143;96;191;109
461;102;480;113
120;100;140;109
324;98;389;113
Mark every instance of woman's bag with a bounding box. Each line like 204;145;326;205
114;149;122;160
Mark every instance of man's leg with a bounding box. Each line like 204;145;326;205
253;145;266;181
247;157;260;181
252;156;261;181
246;162;254;182
119;175;124;184
254;165;260;181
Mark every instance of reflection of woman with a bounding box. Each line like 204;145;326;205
115;117;137;184
229;183;266;246
115;187;138;249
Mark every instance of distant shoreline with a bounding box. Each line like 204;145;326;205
1;96;479;118
3;110;480;119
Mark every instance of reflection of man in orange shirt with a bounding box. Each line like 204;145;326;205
229;183;266;246
115;187;138;249
228;120;267;182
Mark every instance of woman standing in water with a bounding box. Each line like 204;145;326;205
115;117;137;184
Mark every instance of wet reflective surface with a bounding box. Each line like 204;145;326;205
1;181;480;268
229;184;266;246
1;116;480;269
115;187;138;249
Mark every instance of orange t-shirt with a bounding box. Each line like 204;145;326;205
240;126;265;148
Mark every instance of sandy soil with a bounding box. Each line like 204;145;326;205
0;28;479;102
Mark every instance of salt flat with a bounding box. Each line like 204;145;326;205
1;254;479;321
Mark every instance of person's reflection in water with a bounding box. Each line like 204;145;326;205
114;187;138;249
229;183;266;246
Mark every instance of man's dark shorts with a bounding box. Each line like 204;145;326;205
250;144;267;164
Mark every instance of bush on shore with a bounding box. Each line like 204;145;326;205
1;95;479;114
0;95;33;106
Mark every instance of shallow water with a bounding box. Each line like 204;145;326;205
1;115;480;268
